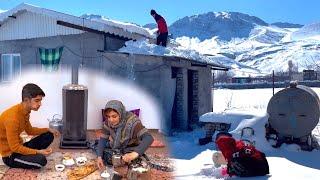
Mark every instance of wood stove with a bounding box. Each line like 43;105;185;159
60;83;89;149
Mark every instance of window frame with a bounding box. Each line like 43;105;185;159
0;53;21;82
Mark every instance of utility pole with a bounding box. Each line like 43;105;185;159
273;70;275;96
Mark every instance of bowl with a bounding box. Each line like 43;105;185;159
101;170;111;179
55;164;65;171
75;156;87;166
62;159;75;166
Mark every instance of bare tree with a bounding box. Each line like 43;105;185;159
288;60;294;80
300;54;320;72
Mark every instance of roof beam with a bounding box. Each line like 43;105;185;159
56;20;130;41
211;67;229;71
191;63;207;67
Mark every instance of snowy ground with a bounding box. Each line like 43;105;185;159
168;88;320;180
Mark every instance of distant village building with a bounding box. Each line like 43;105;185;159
303;70;317;81
231;77;252;84
0;3;228;133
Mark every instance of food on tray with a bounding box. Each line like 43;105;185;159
63;154;72;160
62;153;75;166
132;167;148;173
67;163;98;180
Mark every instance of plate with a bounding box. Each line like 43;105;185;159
75;156;87;166
62;159;75;166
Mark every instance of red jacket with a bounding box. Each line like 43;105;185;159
154;14;168;34
216;135;269;177
216;136;263;162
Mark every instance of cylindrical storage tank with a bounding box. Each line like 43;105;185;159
267;83;320;138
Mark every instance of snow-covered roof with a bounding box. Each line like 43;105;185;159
0;3;153;40
0;9;6;14
118;39;229;70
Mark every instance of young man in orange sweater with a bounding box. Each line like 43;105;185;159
0;83;59;169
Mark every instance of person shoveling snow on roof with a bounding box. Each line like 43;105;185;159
214;132;269;177
150;9;168;47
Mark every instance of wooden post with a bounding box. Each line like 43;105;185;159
212;71;215;112
212;71;215;88
273;70;275;96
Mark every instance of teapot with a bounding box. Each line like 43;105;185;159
48;114;63;133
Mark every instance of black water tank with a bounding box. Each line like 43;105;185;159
267;83;320;138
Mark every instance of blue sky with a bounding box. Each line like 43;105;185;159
1;0;320;26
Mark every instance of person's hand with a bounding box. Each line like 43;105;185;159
108;136;113;143
97;157;105;170
48;128;60;137
37;148;52;155
122;152;139;163
95;130;106;139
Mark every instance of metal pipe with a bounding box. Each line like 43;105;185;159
71;64;78;84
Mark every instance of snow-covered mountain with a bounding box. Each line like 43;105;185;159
143;23;157;30
81;11;320;77
291;22;320;41
166;11;320;76
169;12;268;41
271;22;303;28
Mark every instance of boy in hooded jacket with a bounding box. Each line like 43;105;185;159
215;132;269;177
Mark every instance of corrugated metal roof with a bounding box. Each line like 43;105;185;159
0;11;83;41
0;3;153;41
102;51;229;71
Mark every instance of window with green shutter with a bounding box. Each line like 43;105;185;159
39;47;63;72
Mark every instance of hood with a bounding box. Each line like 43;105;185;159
104;100;127;128
216;136;237;161
154;13;162;21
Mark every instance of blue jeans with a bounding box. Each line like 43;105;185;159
94;138;113;165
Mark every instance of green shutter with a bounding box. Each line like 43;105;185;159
39;47;63;71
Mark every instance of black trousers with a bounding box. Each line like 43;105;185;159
228;153;269;177
2;131;54;169
156;32;168;47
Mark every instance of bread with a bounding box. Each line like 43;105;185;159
67;163;97;180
